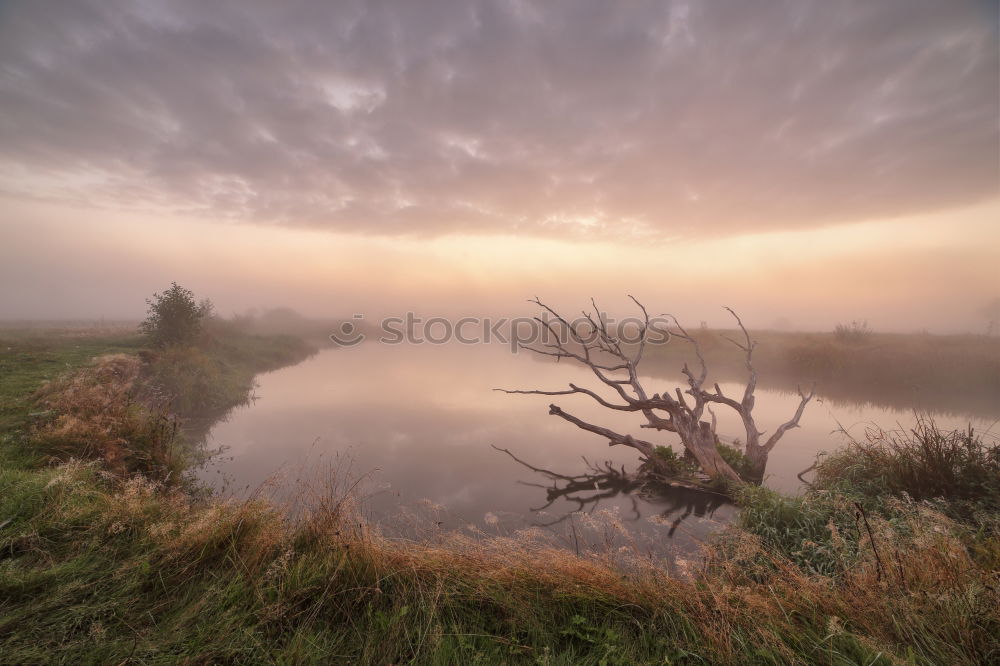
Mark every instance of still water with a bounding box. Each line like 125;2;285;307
197;343;992;556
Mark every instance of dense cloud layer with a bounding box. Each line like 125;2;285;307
1;0;997;238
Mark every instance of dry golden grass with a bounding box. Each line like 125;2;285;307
30;355;181;478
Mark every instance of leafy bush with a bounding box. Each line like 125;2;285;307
651;441;753;484
139;283;213;348
142;346;237;416
651;445;697;477
715;440;752;481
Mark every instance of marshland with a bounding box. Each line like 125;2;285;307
2;1;999;663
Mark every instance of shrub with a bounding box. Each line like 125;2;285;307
139;282;213;348
833;319;872;344
650;446;693;475
715;440;752;481
650;442;753;484
142;346;242;417
815;420;1000;523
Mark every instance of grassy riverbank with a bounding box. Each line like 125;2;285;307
1;324;314;479
1;330;997;664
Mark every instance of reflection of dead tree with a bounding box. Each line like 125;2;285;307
493;445;727;534
498;297;814;484
492;445;642;525
644;486;728;538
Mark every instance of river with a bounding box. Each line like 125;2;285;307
196;343;993;557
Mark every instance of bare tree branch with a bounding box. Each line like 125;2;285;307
494;384;639;412
762;384;816;452
498;297;815;485
547;404;658;459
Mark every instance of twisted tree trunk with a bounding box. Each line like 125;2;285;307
498;298;814;486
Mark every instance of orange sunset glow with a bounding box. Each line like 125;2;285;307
1;1;997;329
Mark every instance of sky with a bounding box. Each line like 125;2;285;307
1;0;998;331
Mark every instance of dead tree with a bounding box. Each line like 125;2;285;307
497;297;814;485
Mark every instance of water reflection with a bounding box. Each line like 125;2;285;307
494;445;730;538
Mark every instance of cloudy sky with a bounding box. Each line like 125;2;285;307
1;0;998;330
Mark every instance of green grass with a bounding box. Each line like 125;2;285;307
3;324;314;483
0;327;997;664
0;331;142;428
0;330;144;468
142;323;315;418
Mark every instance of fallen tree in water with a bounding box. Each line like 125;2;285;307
499;297;814;486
